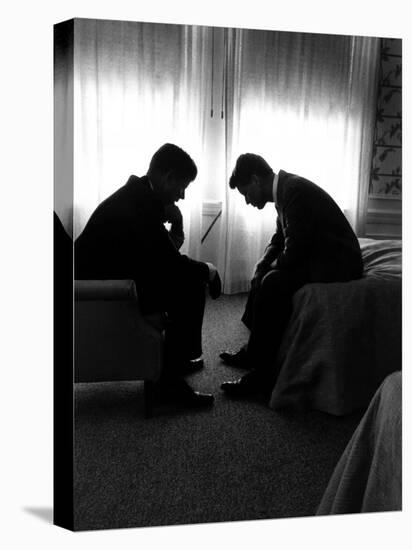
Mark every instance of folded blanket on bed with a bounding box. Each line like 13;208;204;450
316;371;402;514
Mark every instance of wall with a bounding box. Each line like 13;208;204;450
366;37;402;239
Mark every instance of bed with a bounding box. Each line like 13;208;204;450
316;371;402;514
269;238;402;416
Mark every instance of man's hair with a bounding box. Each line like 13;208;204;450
229;153;273;189
148;143;197;182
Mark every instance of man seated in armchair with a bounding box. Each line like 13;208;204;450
75;143;221;410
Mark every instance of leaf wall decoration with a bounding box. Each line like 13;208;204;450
370;39;402;199
376;108;385;122
383;89;400;103
378;148;395;162
389;122;401;138
382;70;394;86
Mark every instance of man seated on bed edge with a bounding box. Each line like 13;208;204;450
220;153;363;399
75;143;222;410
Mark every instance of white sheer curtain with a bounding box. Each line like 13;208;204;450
73;19;211;259
70;21;379;291
218;29;379;293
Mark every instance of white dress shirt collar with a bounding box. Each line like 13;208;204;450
272;172;279;206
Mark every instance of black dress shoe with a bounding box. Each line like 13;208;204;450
179;389;214;408
209;271;222;300
178;358;205;376
221;371;265;397
219;345;249;368
154;377;214;409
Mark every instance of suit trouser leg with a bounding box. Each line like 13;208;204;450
241;287;256;331
163;273;207;376
245;269;307;385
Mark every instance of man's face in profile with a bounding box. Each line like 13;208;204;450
162;173;191;205
237;176;266;209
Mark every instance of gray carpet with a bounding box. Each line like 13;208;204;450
74;293;362;531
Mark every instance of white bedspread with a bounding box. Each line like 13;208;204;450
269;239;402;415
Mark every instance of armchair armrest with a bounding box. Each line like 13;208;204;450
75;279;138;301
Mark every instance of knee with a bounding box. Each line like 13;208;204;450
254;270;284;304
260;269;283;291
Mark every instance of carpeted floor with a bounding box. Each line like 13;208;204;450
74;293;362;531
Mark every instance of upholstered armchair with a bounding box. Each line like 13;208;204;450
74;279;165;417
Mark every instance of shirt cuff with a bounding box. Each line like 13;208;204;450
205;262;217;283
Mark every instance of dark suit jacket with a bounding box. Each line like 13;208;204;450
75;175;209;313
261;170;363;282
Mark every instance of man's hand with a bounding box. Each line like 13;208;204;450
164;204;185;250
205;262;221;299
164;204;183;227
